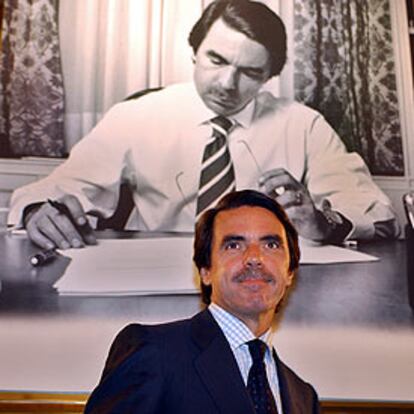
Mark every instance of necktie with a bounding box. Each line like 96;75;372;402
196;116;235;216
247;339;278;414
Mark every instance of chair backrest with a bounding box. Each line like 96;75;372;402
124;87;163;101
96;87;163;230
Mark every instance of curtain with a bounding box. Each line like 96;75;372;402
59;0;207;150
0;0;65;157
0;0;283;155
59;0;284;150
293;0;404;176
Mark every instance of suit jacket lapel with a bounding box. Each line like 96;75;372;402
274;349;305;414
277;353;293;414
190;310;255;414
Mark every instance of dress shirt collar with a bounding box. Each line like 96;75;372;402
208;302;273;353
208;304;283;414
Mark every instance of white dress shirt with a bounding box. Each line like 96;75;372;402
9;82;398;239
209;303;284;414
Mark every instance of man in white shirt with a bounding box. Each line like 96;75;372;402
8;0;399;249
84;190;320;413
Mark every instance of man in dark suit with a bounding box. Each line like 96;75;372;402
85;190;320;413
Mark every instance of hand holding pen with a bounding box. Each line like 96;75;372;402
25;194;97;250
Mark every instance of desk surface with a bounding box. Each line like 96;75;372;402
0;231;414;402
1;230;413;328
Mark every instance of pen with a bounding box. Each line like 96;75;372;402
48;198;83;231
47;198;90;231
46;198;96;246
30;249;57;266
28;199;64;266
48;198;71;217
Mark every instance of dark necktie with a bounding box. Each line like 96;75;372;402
196;116;235;217
247;339;278;414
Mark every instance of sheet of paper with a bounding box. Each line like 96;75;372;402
54;237;378;295
55;238;199;295
298;238;379;264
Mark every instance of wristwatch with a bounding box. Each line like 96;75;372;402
321;200;353;244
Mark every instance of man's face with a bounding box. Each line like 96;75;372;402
200;206;294;324
193;18;271;116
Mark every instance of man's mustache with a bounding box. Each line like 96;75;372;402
209;87;238;101
233;269;274;283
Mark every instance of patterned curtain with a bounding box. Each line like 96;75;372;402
294;0;404;176
0;0;65;157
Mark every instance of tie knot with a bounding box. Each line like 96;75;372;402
247;339;267;363
210;116;233;135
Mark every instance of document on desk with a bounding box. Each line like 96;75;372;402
54;237;378;295
298;238;379;264
54;238;198;295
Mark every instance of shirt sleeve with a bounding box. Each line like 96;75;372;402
7;102;132;228
303;112;399;240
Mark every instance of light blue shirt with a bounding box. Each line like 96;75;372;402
209;303;283;413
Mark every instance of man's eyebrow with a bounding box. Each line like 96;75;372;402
220;234;284;246
221;235;245;245
206;50;228;64
260;234;284;245
206;50;266;74
240;65;267;75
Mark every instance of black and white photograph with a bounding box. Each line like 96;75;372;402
0;0;414;412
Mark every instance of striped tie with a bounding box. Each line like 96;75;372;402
196;116;235;217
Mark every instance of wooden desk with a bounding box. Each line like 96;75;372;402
1;231;414;413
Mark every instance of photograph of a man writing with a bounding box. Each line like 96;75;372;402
8;0;399;250
84;190;320;414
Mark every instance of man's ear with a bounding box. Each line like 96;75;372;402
286;270;294;287
200;267;211;285
191;55;196;64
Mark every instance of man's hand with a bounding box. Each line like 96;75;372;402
25;195;97;250
259;168;331;241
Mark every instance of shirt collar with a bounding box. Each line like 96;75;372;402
209;303;273;352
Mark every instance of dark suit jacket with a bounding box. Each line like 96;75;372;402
84;309;320;413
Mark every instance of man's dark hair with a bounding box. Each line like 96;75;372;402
193;190;300;304
188;0;287;78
